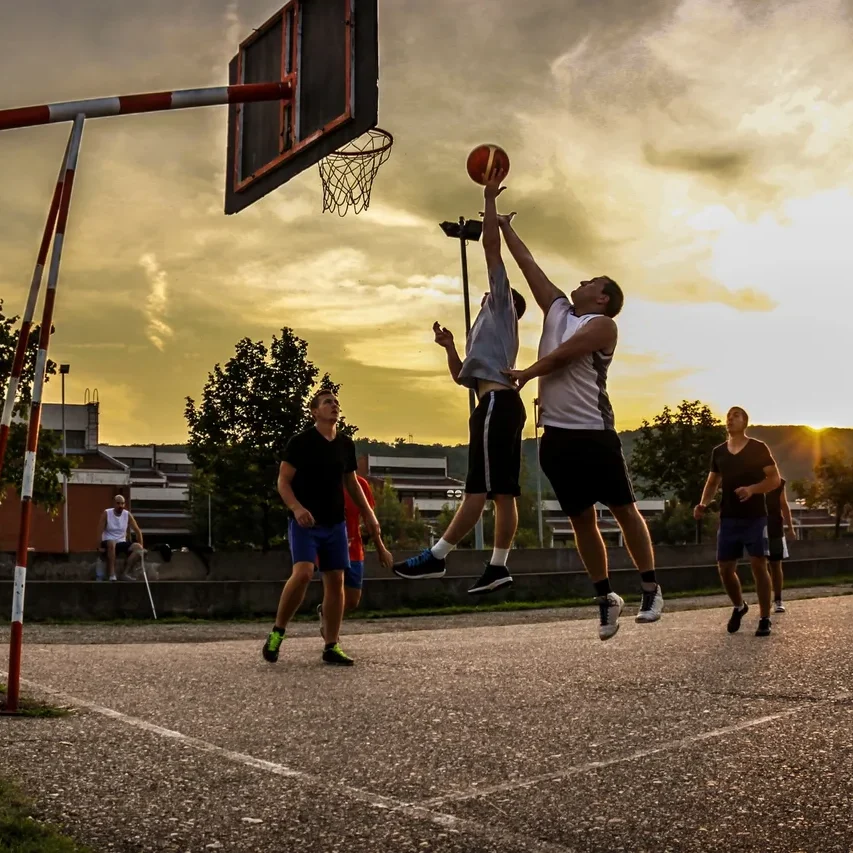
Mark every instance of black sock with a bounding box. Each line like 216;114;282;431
640;570;656;586
273;626;286;635
593;578;612;597
324;641;336;651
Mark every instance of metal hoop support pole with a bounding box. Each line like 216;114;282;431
0;132;73;479
0;82;292;132
5;114;84;715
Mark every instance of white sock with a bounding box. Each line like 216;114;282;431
431;538;455;560
490;547;510;567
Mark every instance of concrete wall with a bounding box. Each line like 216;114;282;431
1;541;851;621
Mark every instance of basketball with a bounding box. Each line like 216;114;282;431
466;144;510;185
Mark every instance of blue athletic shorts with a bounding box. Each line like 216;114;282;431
344;560;364;590
288;519;350;572
717;517;769;562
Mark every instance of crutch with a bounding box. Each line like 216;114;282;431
140;550;157;620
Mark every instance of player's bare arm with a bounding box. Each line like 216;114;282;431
503;316;616;390
695;473;722;519
433;321;463;383
278;461;314;527
734;463;782;502
128;514;144;548
482;167;506;274
344;472;392;569
497;215;565;313
781;487;798;539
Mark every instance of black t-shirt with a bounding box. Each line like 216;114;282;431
766;478;786;537
282;427;357;526
711;438;774;519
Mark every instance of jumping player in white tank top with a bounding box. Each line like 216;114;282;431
498;211;664;640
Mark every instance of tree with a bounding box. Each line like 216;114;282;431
184;328;356;551
630;401;726;504
372;479;429;549
0;299;72;512
648;500;718;545
792;452;853;539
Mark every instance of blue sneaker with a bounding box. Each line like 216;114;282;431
392;549;446;580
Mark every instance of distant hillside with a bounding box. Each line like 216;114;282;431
356;426;853;497
152;426;853;497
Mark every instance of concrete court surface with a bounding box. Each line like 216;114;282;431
2;593;853;853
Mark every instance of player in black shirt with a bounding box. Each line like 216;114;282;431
694;406;781;637
766;478;797;613
262;390;393;666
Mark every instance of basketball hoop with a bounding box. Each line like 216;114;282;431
318;128;393;216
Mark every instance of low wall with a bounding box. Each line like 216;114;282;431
4;538;853;583
1;555;851;621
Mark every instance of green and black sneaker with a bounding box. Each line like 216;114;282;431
322;642;354;666
262;630;285;663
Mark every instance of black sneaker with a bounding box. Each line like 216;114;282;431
392;548;446;580
468;563;513;595
322;643;354;666
727;603;749;634
755;617;772;637
262;630;285;663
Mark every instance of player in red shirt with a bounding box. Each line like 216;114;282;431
318;474;378;638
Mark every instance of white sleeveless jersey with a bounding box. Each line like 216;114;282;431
103;509;129;542
537;297;616;431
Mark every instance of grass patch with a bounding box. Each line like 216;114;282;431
0;777;91;852
0;685;71;719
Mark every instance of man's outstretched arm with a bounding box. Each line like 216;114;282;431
433;322;463;384
498;215;565;313
503;316;616;389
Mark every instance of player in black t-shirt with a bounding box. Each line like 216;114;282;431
766;478;798;613
262;390;393;666
694;406;781;637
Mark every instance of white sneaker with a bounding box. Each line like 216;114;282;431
597;592;624;641
636;585;664;623
774;600;786;614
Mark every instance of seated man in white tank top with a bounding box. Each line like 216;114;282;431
97;495;145;581
498;212;664;641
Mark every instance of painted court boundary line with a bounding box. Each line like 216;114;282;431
418;704;813;808
12;678;846;850
15;678;573;853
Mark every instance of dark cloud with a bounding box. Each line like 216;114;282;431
642;142;752;182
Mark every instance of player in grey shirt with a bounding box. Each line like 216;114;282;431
393;167;528;595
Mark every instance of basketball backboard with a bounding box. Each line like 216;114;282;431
224;0;379;215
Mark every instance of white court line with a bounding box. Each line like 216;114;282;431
16;678;574;853
420;704;815;808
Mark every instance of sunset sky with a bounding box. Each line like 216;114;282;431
1;0;852;445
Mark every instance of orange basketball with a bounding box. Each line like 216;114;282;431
466;144;510;185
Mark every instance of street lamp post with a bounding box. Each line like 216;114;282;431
534;398;544;548
59;363;70;553
439;216;485;551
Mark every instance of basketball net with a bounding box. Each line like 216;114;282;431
318;128;393;216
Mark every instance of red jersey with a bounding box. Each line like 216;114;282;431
344;475;375;562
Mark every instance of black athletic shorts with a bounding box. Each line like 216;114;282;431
539;426;635;517
466;389;526;498
100;540;130;555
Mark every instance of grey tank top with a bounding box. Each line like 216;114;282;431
457;260;519;390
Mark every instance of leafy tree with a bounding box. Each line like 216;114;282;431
185;328;356;551
372;479;429;549
630;400;727;504
792;452;853;539
647;500;718;546
0;299;71;512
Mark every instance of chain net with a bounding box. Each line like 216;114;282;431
318;128;393;216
